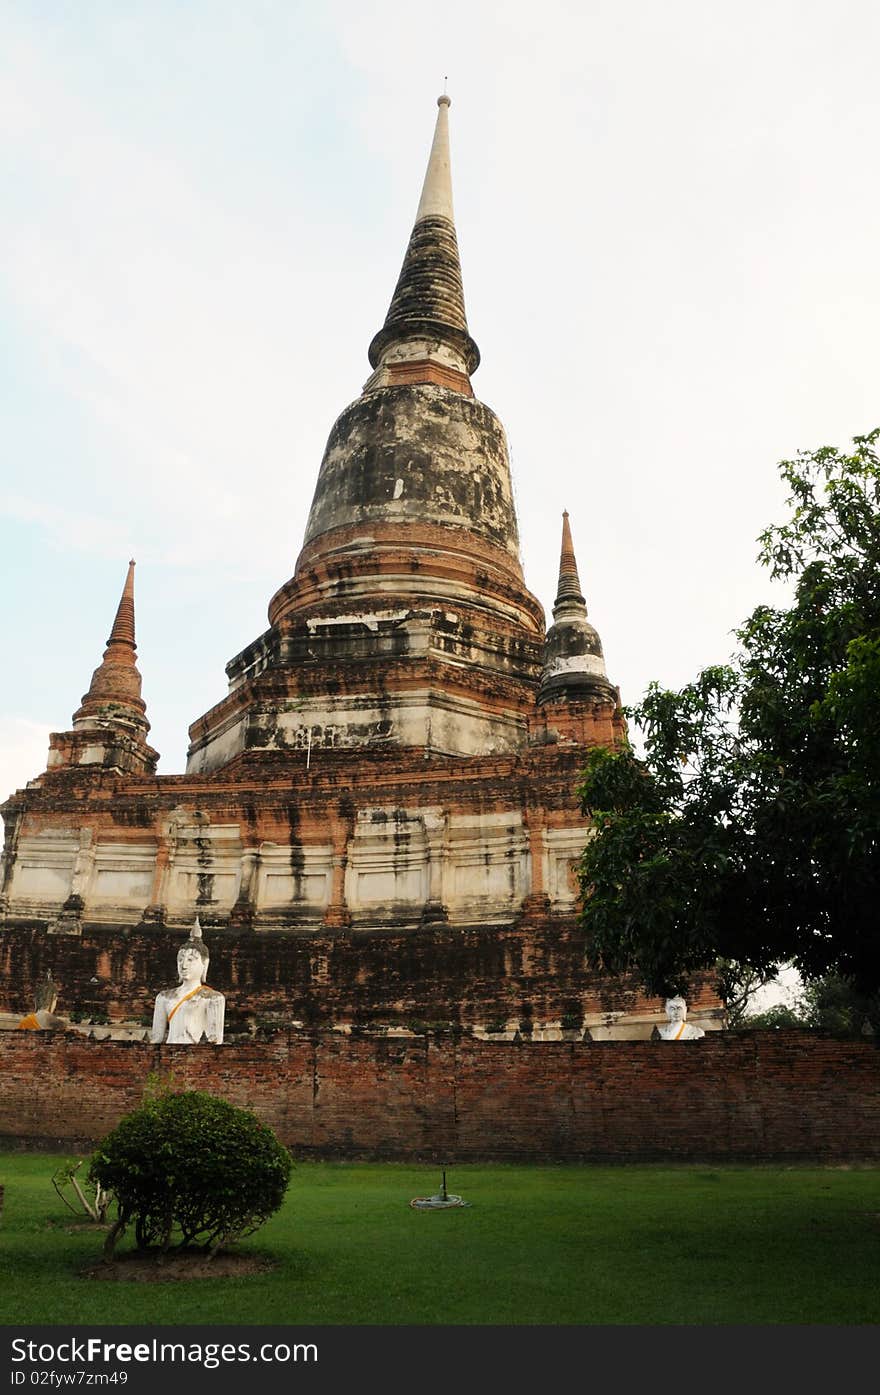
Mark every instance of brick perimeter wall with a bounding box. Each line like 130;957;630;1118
1;1030;878;1161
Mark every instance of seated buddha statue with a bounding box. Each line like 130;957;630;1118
150;918;225;1045
657;995;705;1041
16;973;68;1031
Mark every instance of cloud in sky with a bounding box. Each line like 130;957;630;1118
1;0;879;780
0;719;53;805
0;18;331;574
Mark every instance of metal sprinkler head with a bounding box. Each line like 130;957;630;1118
410;1167;470;1210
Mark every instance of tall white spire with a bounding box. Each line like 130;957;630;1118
414;95;454;224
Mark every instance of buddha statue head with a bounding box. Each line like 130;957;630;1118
665;996;687;1024
177;917;210;986
34;971;59;1015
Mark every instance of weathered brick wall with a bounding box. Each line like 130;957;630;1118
1;1030;877;1161
1;920;718;1032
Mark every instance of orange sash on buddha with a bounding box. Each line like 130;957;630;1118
167;984;205;1024
17;1012;41;1031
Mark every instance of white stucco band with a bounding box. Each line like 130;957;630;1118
3;809;591;929
543;653;608;679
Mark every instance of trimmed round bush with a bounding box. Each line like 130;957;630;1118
89;1089;292;1253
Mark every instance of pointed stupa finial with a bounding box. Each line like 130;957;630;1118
367;95;479;382
48;560;159;774
414;94;454;223
72;560;148;728
556;511;585;612
540;511;614;706
107;558;137;650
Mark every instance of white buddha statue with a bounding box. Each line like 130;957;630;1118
16;973;68;1031
657;995;705;1041
151;918;225;1045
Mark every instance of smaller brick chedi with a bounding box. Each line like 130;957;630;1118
0;99;718;1036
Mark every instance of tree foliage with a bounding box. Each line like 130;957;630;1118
744;974;880;1036
89;1088;292;1257
577;430;880;1005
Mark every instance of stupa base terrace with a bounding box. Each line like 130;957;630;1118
0;744;720;1037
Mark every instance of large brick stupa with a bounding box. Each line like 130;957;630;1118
0;99;720;1039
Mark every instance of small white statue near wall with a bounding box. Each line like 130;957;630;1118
657;996;705;1041
151;918;225;1045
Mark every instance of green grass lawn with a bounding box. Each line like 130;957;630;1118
2;1154;879;1325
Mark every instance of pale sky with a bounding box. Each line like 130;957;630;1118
2;0;878;809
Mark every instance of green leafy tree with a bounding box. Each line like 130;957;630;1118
577;431;880;1012
90;1088;292;1257
800;975;880;1035
741;1003;807;1031
744;974;880;1035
